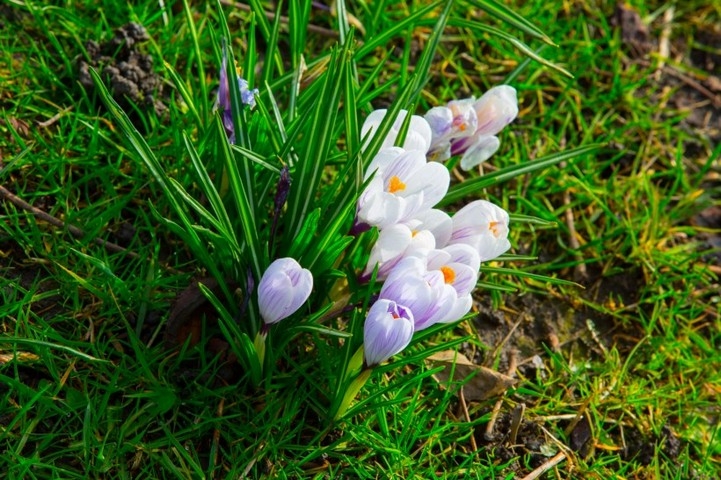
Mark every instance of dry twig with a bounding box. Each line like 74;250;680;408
0;185;138;259
519;452;567;480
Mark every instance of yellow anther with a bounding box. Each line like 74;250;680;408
440;266;456;284
387;175;406;193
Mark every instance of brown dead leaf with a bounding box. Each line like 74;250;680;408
427;350;517;402
8;117;30;138
0;351;40;364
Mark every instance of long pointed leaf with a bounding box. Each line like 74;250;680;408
465;0;555;45
441;144;603;205
88;68;234;303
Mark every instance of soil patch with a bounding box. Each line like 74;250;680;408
78;22;168;117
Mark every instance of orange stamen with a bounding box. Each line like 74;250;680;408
440;266;456;284
387;175;406;193
489;221;499;237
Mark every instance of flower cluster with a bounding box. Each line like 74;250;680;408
357;108;512;367
221;75;517;380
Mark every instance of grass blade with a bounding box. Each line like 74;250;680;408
441;144;604;205
464;0;555;45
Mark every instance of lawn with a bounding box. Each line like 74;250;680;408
1;0;720;478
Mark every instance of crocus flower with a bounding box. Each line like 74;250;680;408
361;109;433;153
217;43;259;143
448;200;511;261
361;209;452;281
361;222;436;282
258;258;313;326
355;147;450;230
425;99;478;162
380;244;480;331
363;299;415;367
450;86;518;170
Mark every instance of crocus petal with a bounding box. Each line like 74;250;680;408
403;161;451;212
258;258;313;325
361;109;433;153
449;200;511;261
363;299;415;367
440;294;473;324
365;147;405;181
443;243;481;274
459;135;501;171
412;209;453;248
473;85;518;136
425;106;453;146
363;223;413;280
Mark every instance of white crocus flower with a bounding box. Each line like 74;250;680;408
362;209;451;282
448;200;511;261
361;109;433;153
380;243;480;331
356;147;450;230
362;222;435;281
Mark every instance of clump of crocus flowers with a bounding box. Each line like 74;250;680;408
221;69;518;417
356;85;517;368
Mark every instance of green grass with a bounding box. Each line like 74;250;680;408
2;0;720;478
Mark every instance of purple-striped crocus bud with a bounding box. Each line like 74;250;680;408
258;258;313;326
363;299;415;367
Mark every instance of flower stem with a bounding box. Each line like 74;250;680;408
333;368;372;421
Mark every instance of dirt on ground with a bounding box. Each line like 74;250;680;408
78;22;168;117
461;5;720;475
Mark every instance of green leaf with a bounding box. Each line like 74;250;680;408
89;68;234;303
198;282;262;385
509;213;557;226
441;144;604;205
285;43;347;240
215;116;264;280
449;18;571;78
480;266;582;288
354;2;442;60
182;0;209;119
163;61;202;128
288;208;321;259
464;0;556;45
